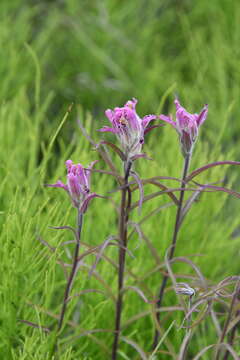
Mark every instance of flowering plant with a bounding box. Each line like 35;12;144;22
28;95;240;360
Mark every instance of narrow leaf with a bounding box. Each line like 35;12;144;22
95;140;126;161
88;236;118;277
149;321;175;360
186;161;240;183
18;319;50;333
120;336;148;360
123;286;155;304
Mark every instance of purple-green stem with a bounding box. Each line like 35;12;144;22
152;154;191;350
51;210;83;356
112;161;132;360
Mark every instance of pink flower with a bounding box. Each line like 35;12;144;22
99;98;157;160
160;99;208;157
47;160;100;213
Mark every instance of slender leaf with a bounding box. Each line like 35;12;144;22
121;336;148;360
186;161;240;183
96;140;126;161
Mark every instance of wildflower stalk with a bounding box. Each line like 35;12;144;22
152;153;191;349
112;160;132;360
57;209;83;332
51;210;83;356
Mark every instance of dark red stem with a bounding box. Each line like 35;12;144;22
112;161;132;360
50;210;83;358
57;210;83;332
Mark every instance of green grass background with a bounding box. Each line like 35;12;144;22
1;0;240;359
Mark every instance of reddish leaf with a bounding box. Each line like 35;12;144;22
186;161;240;183
96;140;126;161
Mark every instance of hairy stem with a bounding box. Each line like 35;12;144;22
112;161;132;360
152;154;191;350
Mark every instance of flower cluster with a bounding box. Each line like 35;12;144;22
47;160;99;213
99;98;157;161
160;99;208;157
48;99;208;211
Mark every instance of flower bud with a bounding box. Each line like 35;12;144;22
47;160;100;213
160;99;208;157
175;282;195;297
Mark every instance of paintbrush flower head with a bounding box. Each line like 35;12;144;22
160;99;208;157
47;160;100;213
99;98;157;161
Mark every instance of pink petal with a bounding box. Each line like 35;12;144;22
75;164;88;188
159;114;177;128
174;98;181;110
65;160;73;173
196;104;208;126
105;109;114;123
98;126;118;133
45;180;68;191
144;124;164;135
142;114;157;128
85;160;98;183
68;173;82;198
125;98;138;110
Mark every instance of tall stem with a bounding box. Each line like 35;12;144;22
51;210;83;358
112;161;132;360
57;210;83;331
152;154;191;350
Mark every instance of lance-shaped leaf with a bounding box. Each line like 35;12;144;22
88;236;118;278
18;319;50;333
123;286;155;304
186;161;240;183
120;336;148;360
192;183;240;200
129;187;201;212
95;140;126;162
179;181;223;226
192;343;239;360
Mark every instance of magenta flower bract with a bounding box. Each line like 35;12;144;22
99;98;157;161
47;160;100;213
160;99;208;157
